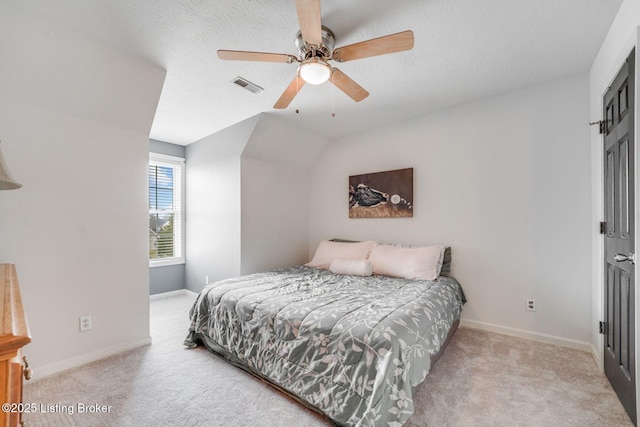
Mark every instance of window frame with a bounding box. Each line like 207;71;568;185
148;152;185;268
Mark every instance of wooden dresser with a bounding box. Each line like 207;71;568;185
0;264;31;427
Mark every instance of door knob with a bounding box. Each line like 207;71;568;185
614;252;636;264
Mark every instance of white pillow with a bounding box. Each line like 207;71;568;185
329;259;373;276
306;240;378;269
369;244;444;280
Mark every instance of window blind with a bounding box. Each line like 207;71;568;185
149;154;184;265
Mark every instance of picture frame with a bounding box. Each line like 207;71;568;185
348;168;413;218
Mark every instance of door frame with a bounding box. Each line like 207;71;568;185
597;43;639;422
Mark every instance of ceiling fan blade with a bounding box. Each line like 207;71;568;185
332;30;414;62
217;50;297;63
274;75;306;109
295;0;322;45
330;68;369;102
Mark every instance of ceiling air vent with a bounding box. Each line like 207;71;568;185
232;77;263;94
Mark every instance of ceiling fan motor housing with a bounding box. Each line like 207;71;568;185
295;26;335;60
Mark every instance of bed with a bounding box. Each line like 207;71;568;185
184;242;465;427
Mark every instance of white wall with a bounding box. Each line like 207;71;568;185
0;3;165;376
240;115;328;274
240;157;310;273
185;115;259;292
309;73;592;346
588;0;640;405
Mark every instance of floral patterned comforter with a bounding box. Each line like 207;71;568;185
184;265;465;426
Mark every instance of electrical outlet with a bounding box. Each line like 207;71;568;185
526;298;536;312
205;275;209;285
79;315;92;332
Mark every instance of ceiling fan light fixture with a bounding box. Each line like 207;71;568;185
299;58;331;85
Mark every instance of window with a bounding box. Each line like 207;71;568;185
149;153;185;266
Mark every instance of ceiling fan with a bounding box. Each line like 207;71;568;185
217;0;414;109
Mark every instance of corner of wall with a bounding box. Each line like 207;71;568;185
242;113;329;169
239;114;329;275
184;115;261;293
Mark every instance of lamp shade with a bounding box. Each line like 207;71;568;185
0;141;22;190
299;58;331;85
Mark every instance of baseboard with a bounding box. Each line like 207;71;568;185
32;338;152;380
32;291;196;380
460;319;593;353
150;289;198;300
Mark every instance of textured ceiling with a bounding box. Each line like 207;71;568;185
13;0;623;145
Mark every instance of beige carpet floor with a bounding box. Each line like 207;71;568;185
23;293;632;427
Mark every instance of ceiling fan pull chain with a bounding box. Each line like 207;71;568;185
330;72;335;118
295;70;300;114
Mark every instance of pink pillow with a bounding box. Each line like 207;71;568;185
306;240;377;269
329;259;374;276
369;244;444;280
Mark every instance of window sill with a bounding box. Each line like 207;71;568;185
149;258;185;268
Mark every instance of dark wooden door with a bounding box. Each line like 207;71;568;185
604;48;635;424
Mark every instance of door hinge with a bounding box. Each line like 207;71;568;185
589;120;605;134
599;221;606;234
599;321;607;334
